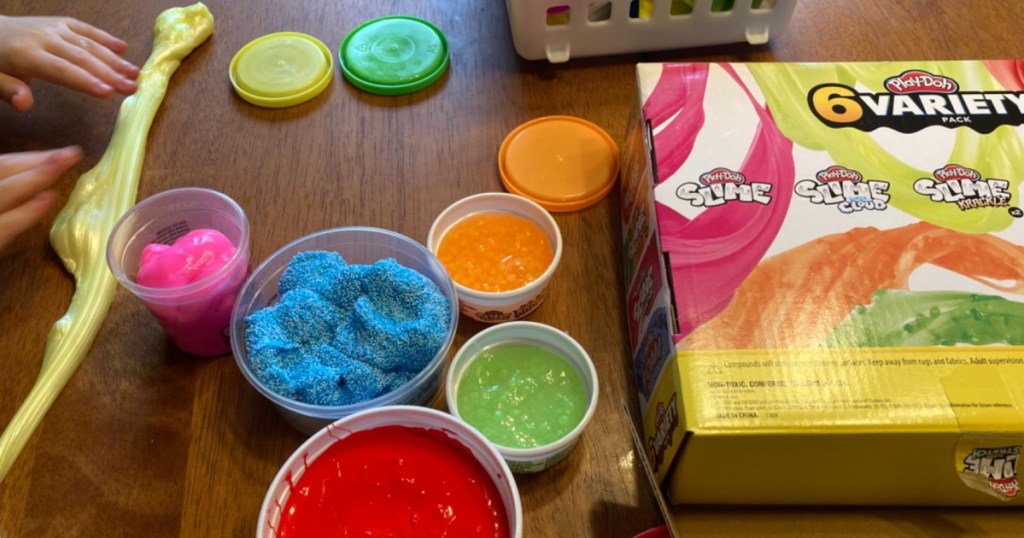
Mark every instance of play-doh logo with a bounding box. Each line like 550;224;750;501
631;266;654;327
675;168;772;208
962;446;1020;498
475;294;545;322
624;199;650;272
935;164;982;182
794;165;890;213
913;164;1011;211
884;70;959;94
700;168;744;185
809;69;1024;134
646;394;679;472
640;329;663;394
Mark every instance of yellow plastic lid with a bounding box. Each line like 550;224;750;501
230;32;333;108
499;116;620;212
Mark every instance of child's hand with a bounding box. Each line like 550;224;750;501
0;16;140;112
0;146;82;251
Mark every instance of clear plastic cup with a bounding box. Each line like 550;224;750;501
446;321;599;474
427;192;563;323
230;227;459;435
106;188;250;357
257;406;523;538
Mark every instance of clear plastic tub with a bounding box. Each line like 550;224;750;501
446;321;599;473
257;406;523;538
106;188;250;357
427;193;563;323
230;227;459;435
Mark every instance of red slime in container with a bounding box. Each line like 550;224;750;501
277;425;510;538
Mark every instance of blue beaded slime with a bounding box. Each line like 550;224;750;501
244;251;450;406
278;251;363;317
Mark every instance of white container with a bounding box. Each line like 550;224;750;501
428;193;563;323
446;321;599;473
258;406;523;538
230;227;459;435
505;0;799;63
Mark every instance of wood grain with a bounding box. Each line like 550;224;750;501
2;1;1023;537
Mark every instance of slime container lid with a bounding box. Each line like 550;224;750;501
230;32;333;108
339;16;449;96
499;116;620;212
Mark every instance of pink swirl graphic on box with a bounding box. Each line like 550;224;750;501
644;63;709;181
647;64;794;340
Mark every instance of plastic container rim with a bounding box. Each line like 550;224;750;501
229;31;334;108
230;226;459;416
106;187;250;303
446;320;600;459
498;115;620;212
427;192;563;300
257;405;524;538
338;15;450;96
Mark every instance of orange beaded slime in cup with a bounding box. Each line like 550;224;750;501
429;193;562;323
436;212;553;293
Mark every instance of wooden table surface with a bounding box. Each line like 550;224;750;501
2;1;1024;537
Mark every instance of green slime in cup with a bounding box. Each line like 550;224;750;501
457;342;588;449
827;289;1024;348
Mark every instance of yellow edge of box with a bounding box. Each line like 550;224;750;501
643;345;1024;506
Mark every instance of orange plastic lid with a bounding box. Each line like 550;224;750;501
499;116;619;212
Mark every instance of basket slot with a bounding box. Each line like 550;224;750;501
546;4;572;25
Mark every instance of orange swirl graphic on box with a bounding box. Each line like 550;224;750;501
682;221;1024;350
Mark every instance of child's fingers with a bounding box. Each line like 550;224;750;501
46;39;134;94
65;18;128;54
0;190;58;252
62;31;138;78
55;35;137;93
0;150;53;177
0;71;33;112
0;147;82;214
28;52;115;97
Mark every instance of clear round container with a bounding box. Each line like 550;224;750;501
446;321;599;473
230;227;459;434
106;188;250;357
258;406;523;538
427;192;563;323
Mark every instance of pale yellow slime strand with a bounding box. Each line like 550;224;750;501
748;61;1021;234
0;3;213;483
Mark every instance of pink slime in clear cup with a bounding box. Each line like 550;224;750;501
135;228;246;356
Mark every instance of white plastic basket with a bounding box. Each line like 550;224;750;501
505;0;798;63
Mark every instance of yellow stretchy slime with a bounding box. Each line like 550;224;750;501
0;3;213;483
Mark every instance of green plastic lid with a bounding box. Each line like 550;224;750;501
230;32;333;108
339;16;449;96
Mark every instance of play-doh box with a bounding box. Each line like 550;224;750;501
622;60;1024;508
